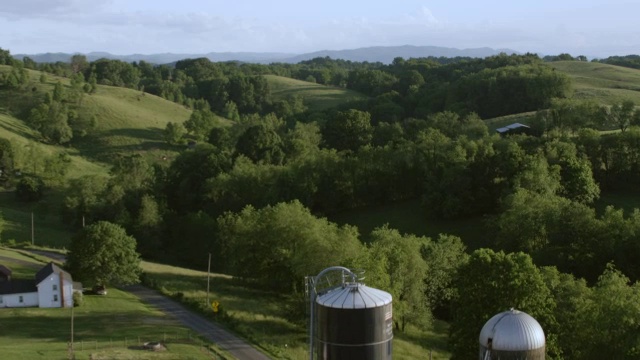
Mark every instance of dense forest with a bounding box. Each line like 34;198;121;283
2;46;640;359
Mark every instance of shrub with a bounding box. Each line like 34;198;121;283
73;291;84;307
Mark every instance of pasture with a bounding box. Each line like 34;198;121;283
265;74;368;112
551;60;640;104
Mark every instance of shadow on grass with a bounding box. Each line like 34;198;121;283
103;127;165;142
0;121;39;142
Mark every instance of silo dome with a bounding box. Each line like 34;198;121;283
316;283;392;309
478;309;545;360
315;283;393;359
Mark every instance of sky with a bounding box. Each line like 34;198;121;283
1;0;639;58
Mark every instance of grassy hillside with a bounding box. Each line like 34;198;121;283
0;65;198;164
265;74;368;112
73;84;196;162
551;61;640;104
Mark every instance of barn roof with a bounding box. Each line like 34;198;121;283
0;279;37;295
35;262;72;285
496;123;530;134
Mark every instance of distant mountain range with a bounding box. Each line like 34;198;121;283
15;45;519;65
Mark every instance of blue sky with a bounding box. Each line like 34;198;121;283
1;0;638;57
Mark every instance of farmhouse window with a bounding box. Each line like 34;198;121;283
54;294;58;302
53;284;57;291
19;296;23;303
0;296;3;303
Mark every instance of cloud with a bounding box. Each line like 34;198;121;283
0;0;111;18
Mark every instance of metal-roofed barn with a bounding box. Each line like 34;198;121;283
479;309;545;360
495;123;531;136
315;282;393;360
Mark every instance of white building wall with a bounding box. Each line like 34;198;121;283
0;292;39;308
37;274;63;308
38;275;74;308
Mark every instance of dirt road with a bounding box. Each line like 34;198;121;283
124;285;271;360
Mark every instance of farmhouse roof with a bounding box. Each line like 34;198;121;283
0;265;12;277
496;123;530;134
35;262;72;285
0;279;37;295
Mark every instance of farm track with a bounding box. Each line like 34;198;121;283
125;284;271;360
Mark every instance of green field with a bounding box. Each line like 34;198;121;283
141;260;452;360
0;248;221;360
328;198;491;250
551;61;640;104
265;74;368;112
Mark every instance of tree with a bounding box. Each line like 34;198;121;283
217;201;362;293
235;123;285;164
66;221;141;286
322;109;373;152
367;226;430;332
449;249;558;360
70;54;88;74
15;176;44;202
184;109;217;140
421;234;468;314
607;100;636;132
163;122;186;145
52;81;66;102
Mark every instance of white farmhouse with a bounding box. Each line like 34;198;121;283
0;262;81;308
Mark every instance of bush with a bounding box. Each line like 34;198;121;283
73;291;84;307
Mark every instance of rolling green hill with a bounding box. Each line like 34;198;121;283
0;66;203;245
551;61;640;104
0;65;198;164
265;74;368;112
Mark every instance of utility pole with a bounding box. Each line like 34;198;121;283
70;305;75;358
206;253;211;304
31;212;34;245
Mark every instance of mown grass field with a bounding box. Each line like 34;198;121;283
265;75;368;112
551;61;640;104
0;247;221;360
141;260;452;360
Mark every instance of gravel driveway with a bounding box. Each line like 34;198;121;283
124;285;271;360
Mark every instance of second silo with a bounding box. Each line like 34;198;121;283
479;308;545;360
315;283;393;360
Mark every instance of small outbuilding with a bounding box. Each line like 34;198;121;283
479;308;545;360
496;123;531;136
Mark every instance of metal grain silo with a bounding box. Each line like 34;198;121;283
315;282;393;360
479;309;545;360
